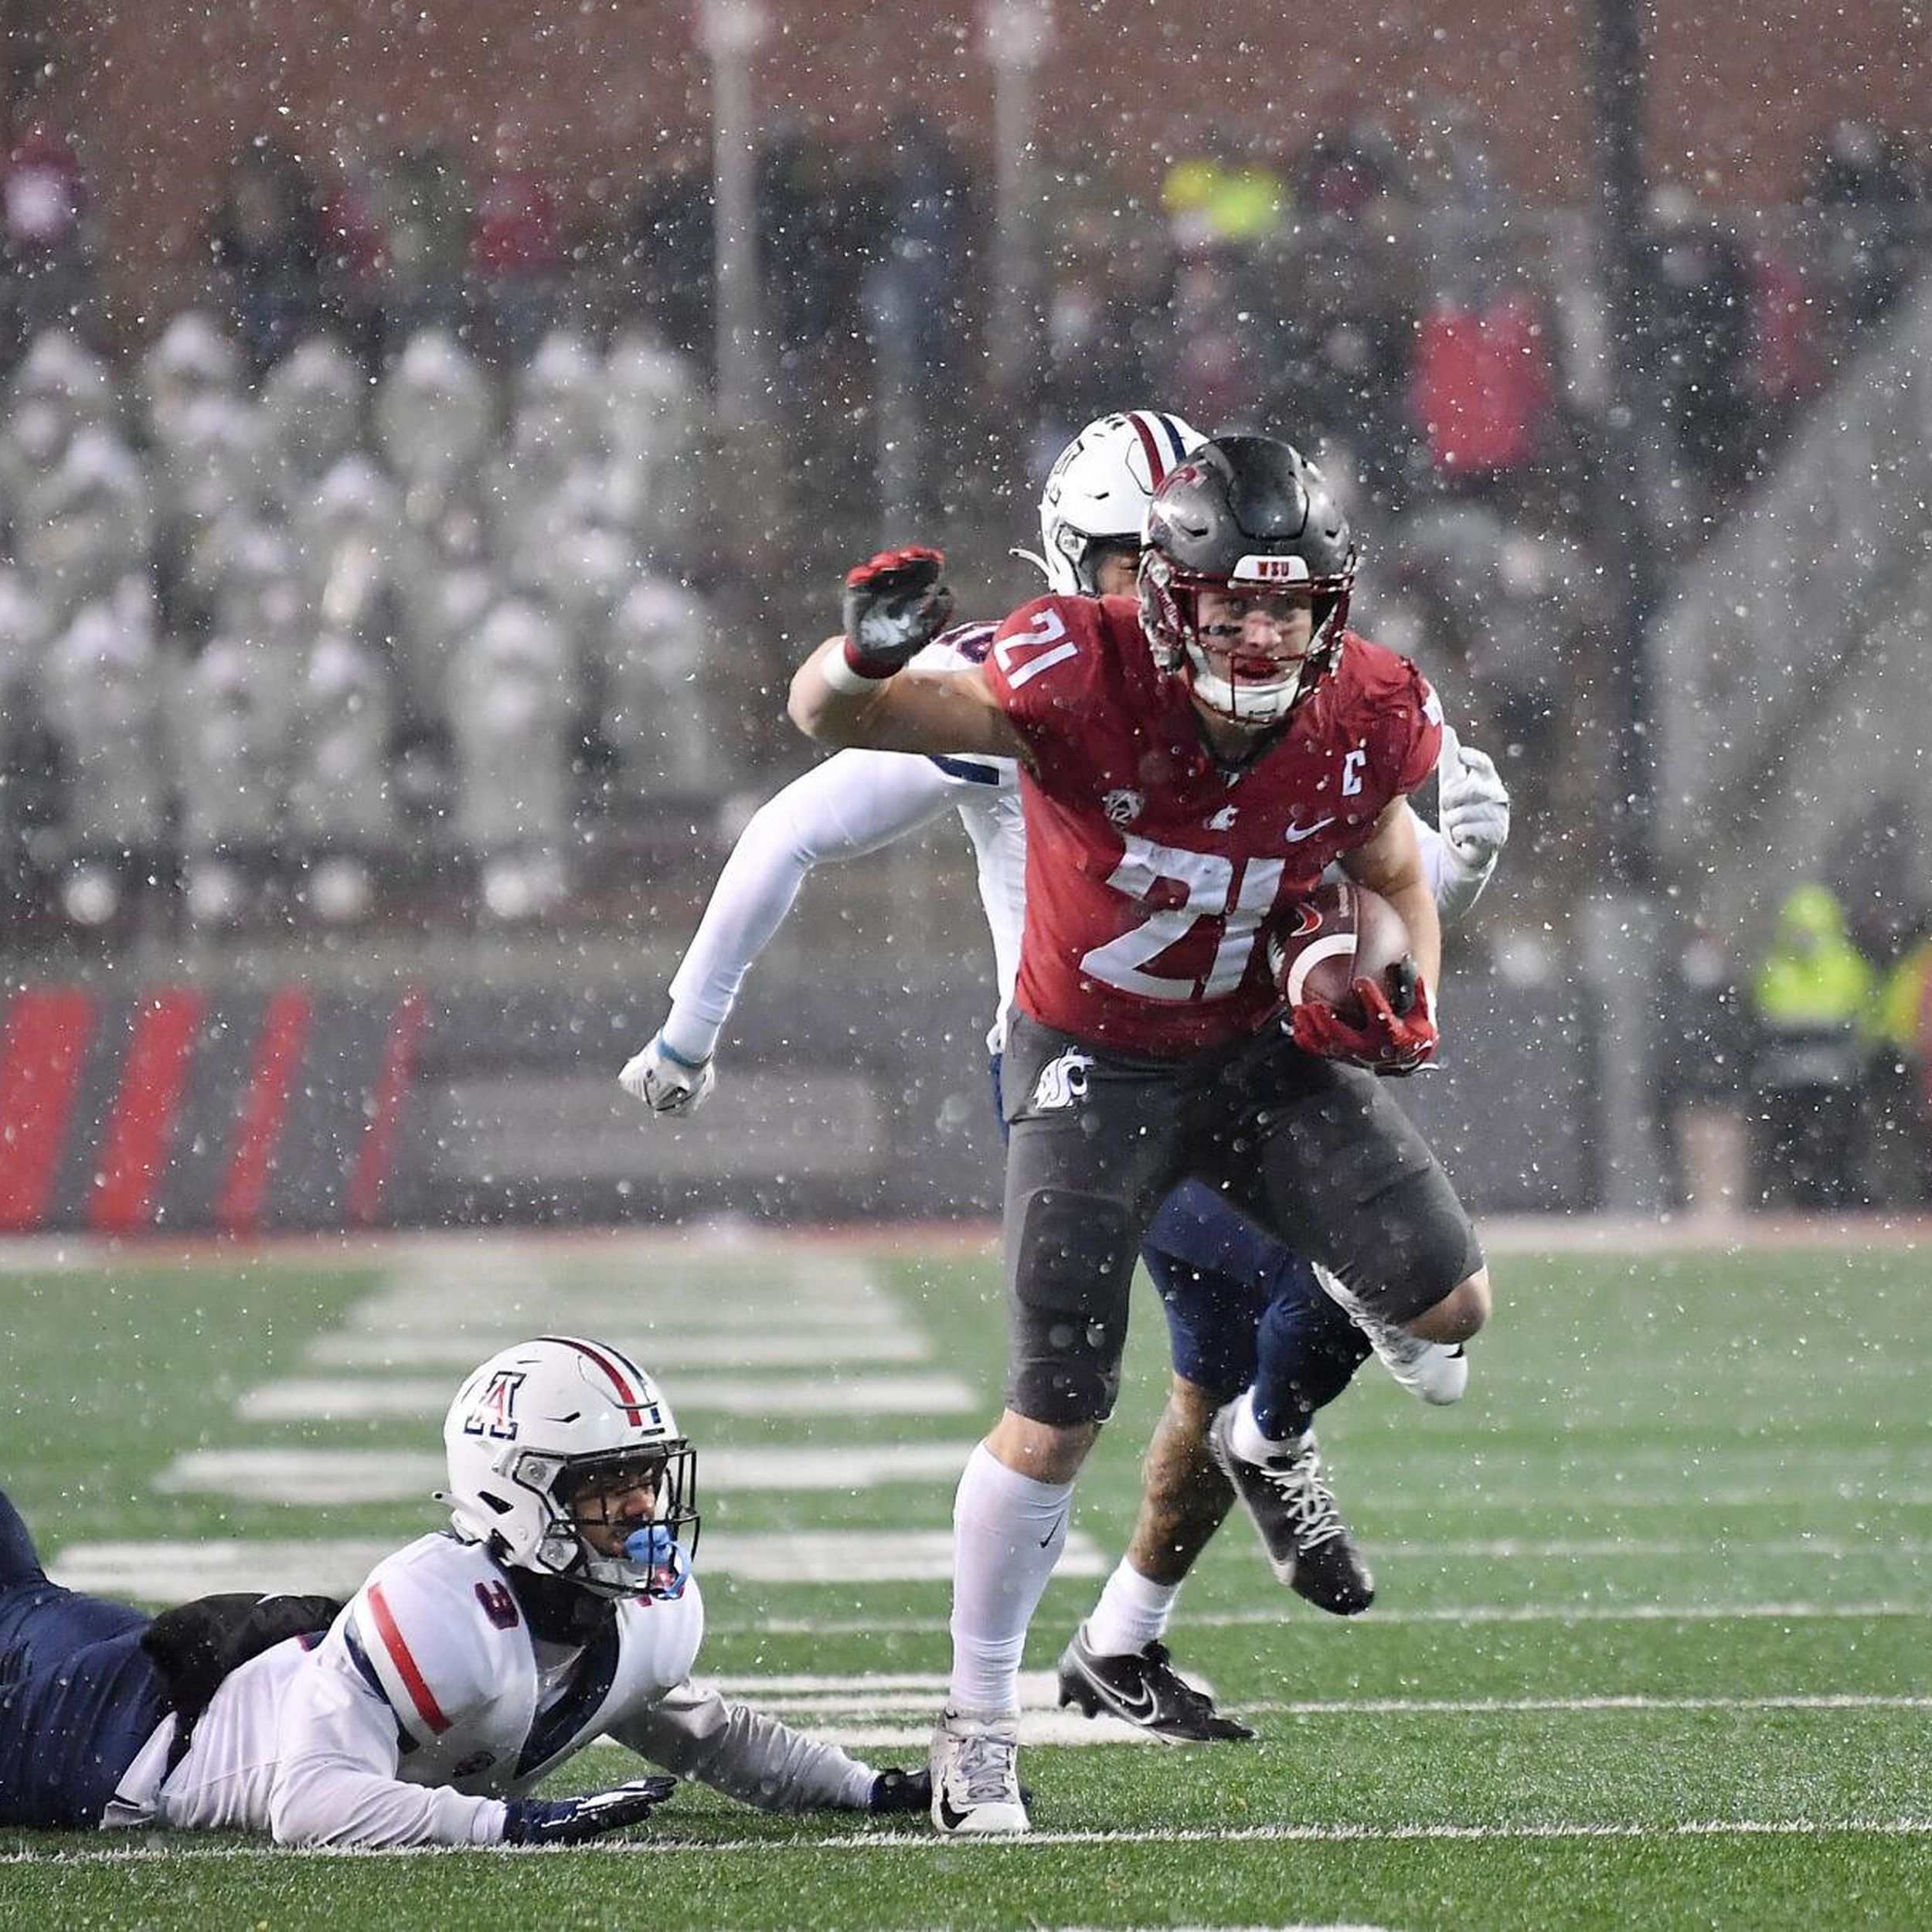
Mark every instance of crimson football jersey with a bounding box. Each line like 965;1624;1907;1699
984;594;1441;1055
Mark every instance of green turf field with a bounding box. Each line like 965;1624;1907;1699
1;1228;1929;1930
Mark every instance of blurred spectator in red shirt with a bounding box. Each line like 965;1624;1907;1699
1412;273;1557;509
470;118;566;366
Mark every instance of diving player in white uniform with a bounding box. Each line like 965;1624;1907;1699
0;1335;930;1842
620;413;1511;1743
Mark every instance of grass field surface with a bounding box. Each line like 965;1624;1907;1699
1;1223;1929;1930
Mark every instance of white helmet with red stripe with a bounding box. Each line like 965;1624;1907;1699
1036;409;1204;594
440;1334;699;1600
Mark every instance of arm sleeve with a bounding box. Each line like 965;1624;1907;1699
1429;832;1498;926
267;1637;508;1849
660;751;964;1064
608;1681;876;1814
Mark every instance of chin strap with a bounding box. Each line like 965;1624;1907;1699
1009;545;1053;586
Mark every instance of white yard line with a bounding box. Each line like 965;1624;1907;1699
749;1599;1932;1634
238;1372;978;1420
158;1443;980;1502
7;1816;1931;1865
46;1529;1108;1600
1338;1537;1932;1557
307;1326;934;1369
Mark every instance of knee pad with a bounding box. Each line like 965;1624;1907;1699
1008;1189;1134;1424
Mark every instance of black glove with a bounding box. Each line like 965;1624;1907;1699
840;546;954;677
501;1774;679;1845
868;1766;932;1814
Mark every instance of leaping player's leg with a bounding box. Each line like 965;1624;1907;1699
1206;1267;1380;1616
933;1015;1172;1836
1060;1183;1261;1739
1206;1056;1488;1608
1057;1369;1259;1742
1308;1261;1471;1403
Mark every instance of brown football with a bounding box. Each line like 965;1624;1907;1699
1268;880;1415;1020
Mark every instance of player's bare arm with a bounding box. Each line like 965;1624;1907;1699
789;638;1026;761
788;545;1031;762
1340;798;1442;988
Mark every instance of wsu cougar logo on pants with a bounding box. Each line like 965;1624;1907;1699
1032;1049;1094;1111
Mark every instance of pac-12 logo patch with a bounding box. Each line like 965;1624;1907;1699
1102;789;1145;826
1032;1049;1094;1111
462;1369;525;1440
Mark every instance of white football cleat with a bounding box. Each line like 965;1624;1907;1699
1374;1335;1468;1405
930;1706;1029;1835
1315;1264;1469;1406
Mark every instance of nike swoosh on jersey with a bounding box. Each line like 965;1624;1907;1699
1284;818;1337;842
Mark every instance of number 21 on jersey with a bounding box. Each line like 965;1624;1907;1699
1084;835;1285;1002
994;607;1078;689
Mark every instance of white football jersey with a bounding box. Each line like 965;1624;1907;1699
107;1532;872;1847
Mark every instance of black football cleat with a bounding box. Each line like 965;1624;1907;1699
1208;1410;1376;1616
1056;1628;1256;1742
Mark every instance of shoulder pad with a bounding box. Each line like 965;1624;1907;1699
913;618;998;669
343;1539;502;1743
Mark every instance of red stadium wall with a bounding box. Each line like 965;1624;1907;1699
29;0;1930;325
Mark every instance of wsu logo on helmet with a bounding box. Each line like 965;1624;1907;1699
462;1369;525;1440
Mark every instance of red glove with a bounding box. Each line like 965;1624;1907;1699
1290;972;1438;1076
839;546;954;678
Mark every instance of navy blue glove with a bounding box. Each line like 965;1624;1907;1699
868;1767;932;1813
502;1774;679;1845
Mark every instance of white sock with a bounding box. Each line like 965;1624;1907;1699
1081;1559;1181;1658
1226;1389;1305;1464
947;1442;1073;1714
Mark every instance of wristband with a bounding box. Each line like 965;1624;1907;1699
654;1035;710;1073
821;641;900;695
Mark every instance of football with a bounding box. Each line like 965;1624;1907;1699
1269;880;1415;1020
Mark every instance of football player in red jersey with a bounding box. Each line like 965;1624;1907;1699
791;434;1492;1836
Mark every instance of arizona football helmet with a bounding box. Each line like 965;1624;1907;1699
1032;410;1203;594
441;1334;699;1600
1139;434;1357;727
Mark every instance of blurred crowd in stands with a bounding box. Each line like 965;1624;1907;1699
0;107;1925;952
